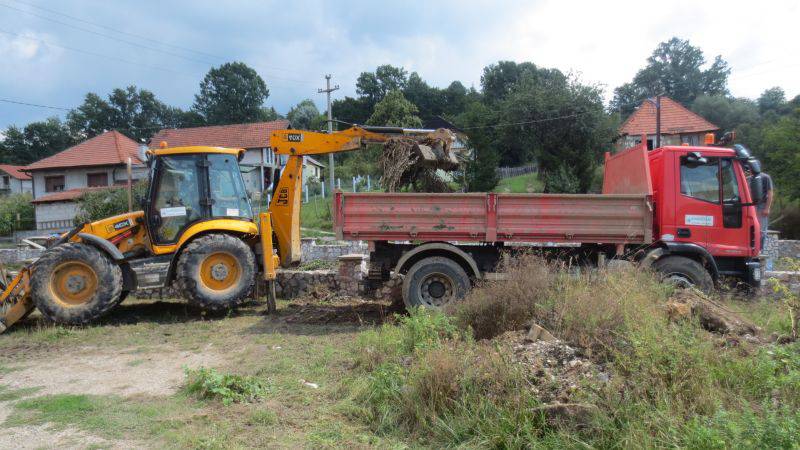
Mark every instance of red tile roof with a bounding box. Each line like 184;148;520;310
149;120;290;149
619;97;718;136
0;164;31;180
25;131;142;171
31;186;114;204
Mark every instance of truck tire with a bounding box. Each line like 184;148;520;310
176;234;255;312
652;255;714;293
402;256;470;309
31;243;123;325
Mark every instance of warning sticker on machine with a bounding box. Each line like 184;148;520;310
226;208;240;217
160;206;187;217
685;215;714;226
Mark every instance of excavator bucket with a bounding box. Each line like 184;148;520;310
0;266;35;333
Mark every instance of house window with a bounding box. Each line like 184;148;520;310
1;176;9;188
681;135;699;146
87;172;108;187
45;176;65;193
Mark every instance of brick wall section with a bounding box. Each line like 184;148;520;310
300;238;367;262
0;248;43;264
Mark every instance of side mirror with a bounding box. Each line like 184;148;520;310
749;174;765;204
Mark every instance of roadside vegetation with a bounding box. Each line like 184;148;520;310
494;172;542;193
1;262;797;448
348;256;800;448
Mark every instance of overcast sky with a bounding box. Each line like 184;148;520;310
1;0;799;130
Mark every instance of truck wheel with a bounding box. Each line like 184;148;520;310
176;234;255;312
402;257;470;309
652;255;713;293
31;243;123;325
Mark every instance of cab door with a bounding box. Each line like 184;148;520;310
706;158;749;257
675;155;718;247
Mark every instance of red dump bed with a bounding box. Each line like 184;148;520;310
333;145;655;245
334;192;653;244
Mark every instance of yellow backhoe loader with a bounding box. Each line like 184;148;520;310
0;125;455;333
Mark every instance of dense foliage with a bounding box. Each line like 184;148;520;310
0;194;35;235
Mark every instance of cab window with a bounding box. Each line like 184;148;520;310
208;154;253;219
152;155;203;242
679;156;740;204
680;157;719;203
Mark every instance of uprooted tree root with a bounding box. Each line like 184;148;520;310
666;288;762;337
379;129;460;192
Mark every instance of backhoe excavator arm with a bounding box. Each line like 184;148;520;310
266;126;397;269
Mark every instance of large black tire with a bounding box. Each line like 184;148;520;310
31;243;123;325
402;256;471;309
652;255;714;293
176;234;255;312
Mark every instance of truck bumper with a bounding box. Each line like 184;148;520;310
745;258;763;288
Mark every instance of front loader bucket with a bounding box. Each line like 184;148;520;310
0;267;35;333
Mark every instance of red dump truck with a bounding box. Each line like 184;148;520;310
333;142;767;308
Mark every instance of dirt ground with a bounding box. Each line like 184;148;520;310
0;295;396;449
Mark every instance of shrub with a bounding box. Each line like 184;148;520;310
75;180;148;223
449;253;552;339
184;367;269;405
0;193;34;234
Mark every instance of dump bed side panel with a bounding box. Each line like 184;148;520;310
602;143;653;196
335;192;653;244
496;194;652;243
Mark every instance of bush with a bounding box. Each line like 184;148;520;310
75;180;148;223
0;193;34;234
184;367;270;405
448;253;552;339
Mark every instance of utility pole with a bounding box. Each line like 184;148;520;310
318;74;339;194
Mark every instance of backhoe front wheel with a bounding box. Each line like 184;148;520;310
176;234;255;312
31;243;123;325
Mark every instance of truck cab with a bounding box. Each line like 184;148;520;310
646;144;764;287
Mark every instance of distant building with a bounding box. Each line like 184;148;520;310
25;131;146;230
617;96;719;151
0;164;33;195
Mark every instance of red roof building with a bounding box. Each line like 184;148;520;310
149;120;290;150
617;97;718;151
25;131;147;231
0;164;33;195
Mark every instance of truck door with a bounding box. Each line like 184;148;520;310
676;155;719;247
676;155;748;255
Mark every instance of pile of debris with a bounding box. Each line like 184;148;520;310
379;128;461;192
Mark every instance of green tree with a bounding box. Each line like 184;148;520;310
612;37;730;116
760;108;800;201
356;65;408;107
68;86;186;141
0;193;34;234
367;90;423;128
287;99;321;130
758;87;790;118
331;96;371;125
193;62;269;125
691;95;760;133
480;61;538;103
459;101;499;191
0;117;77;164
75;181;149;223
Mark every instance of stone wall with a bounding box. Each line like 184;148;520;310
0;248;43;265
300;238;367;262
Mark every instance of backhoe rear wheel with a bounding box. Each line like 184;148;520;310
176;234;255;312
31;243;122;325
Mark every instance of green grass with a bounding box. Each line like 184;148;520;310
494;172;542;193
0;385;41;401
300;195;333;232
184;367;271;405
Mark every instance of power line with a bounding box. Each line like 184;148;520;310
8;0;225;61
0;1;219;66
0;28;193;76
4;0;310;78
460;111;595;130
0;98;71;111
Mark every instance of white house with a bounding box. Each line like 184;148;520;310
25;131;146;230
0;164;33;195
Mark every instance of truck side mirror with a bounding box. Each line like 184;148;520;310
749;174;764;204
